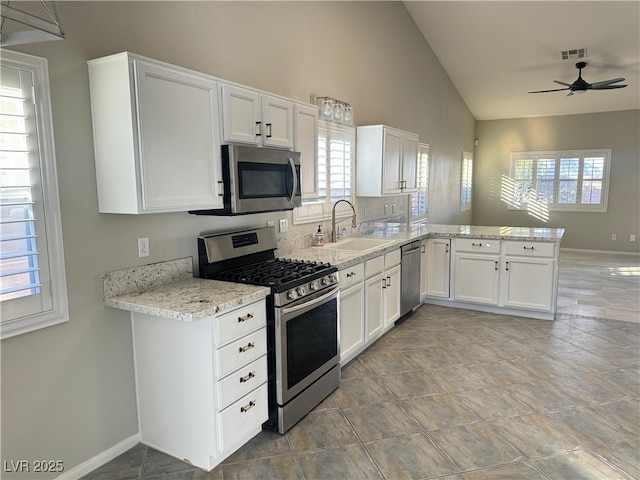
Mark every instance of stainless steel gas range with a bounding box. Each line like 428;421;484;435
198;227;340;433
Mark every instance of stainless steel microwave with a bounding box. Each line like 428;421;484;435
190;144;301;216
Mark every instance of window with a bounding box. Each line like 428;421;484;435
1;50;68;339
410;142;429;223
293;121;355;224
460;151;473;212
509;149;611;212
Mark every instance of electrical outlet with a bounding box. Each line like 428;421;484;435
279;218;288;233
267;220;274;227
138;237;149;257
611;234;617;241
631;234;637;242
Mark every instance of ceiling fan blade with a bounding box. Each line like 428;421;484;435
553;80;572;87
590;78;626;88
528;87;571;93
591;84;628;90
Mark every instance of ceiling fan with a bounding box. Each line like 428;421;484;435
529;61;627;96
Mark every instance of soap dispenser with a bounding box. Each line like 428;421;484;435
313;225;325;246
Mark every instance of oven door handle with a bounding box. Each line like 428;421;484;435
281;286;340;318
288;157;298;205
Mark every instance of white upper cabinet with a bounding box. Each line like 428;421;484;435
356;125;419;196
221;84;294;149
88;52;223;214
294;103;319;199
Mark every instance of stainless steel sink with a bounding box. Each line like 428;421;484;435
323;237;394;252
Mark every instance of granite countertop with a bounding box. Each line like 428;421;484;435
103;225;564;319
280;224;565;270
103;258;270;322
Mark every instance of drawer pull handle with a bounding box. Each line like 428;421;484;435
505;261;510;271
421;244;426;253
346;272;356;278
382;278;386;289
255;121;262;136
472;242;482;247
240;372;256;383
238;313;254;323
240;401;256;413
266;123;272;138
523;246;535;250
386;276;391;287
239;342;255;353
494;261;499;271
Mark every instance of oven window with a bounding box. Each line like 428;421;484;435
286;297;338;390
238;162;299;199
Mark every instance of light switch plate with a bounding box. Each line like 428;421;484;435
279;219;288;233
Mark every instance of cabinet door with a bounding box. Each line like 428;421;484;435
294;104;318;199
220;84;261;145
364;272;385;343
401;133;419;192
384;264;402;329
135;61;223;211
262;95;294;149
339;282;365;365
426;239;451;298
501;257;555;311
453;253;500;305
382;128;402;194
420;240;428;301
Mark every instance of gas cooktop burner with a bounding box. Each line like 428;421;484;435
213;258;334;288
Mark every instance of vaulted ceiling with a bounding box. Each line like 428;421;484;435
404;1;640;120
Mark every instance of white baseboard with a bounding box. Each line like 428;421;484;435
560;247;640;256
56;433;140;480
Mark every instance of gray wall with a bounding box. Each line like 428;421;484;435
473;110;640;253
1;2;474;477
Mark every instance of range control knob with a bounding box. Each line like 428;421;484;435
296;286;307;296
321;276;331;286
330;274;338;283
287;290;298;301
309;280;319;291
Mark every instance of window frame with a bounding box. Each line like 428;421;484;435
509;149;611;212
460;150;473;212
1;49;68;339
293;120;355;225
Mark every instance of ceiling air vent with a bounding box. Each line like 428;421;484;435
561;48;587;60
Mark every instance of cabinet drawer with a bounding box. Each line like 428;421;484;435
218;383;268;453
215;328;267;378
339;263;364;289
214;300;267;347
504;241;556;258
365;256;385;278
216;355;268;410
455;238;501;254
385;249;401;268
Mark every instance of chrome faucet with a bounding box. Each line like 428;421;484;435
331;199;357;243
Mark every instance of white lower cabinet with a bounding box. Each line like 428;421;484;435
426;238;451;298
365;270;385;344
419;240;428;302
131;299;268;471
501;242;556;312
338;264;365;365
427;238;559;320
453;239;500;305
383;250;402;330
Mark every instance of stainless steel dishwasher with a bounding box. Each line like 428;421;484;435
401;240;422;316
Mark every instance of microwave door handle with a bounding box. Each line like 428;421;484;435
288;157;298;204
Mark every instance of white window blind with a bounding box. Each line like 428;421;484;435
1;50;68;339
294;121;354;224
509;149;611;212
460;151;473;212
410;142;429;223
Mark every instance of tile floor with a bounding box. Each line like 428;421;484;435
82;251;640;480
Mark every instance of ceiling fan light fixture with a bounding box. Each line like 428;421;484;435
561;48;587;60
